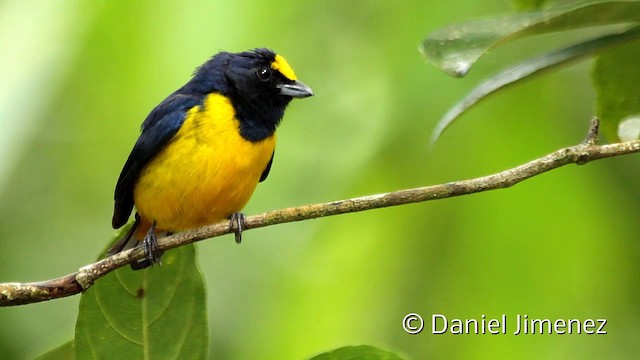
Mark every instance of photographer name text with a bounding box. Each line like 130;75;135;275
402;313;607;335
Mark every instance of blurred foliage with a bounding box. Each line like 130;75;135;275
512;0;552;11
1;0;639;359
512;0;602;11
593;39;640;140
34;342;74;360
310;345;405;360
421;0;640;142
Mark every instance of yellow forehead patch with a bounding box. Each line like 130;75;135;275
271;54;297;81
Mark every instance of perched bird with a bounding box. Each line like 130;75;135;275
108;48;313;268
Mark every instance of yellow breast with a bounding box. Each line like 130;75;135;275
133;93;275;231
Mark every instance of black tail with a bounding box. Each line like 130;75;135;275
106;214;140;257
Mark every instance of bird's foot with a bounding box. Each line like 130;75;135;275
131;222;164;270
229;212;246;244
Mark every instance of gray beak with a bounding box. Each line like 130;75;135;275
278;81;314;98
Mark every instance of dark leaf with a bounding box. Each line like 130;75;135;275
310;345;405;360
593;37;640;141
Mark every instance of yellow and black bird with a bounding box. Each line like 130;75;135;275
108;48;313;268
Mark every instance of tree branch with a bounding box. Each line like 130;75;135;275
1;118;638;306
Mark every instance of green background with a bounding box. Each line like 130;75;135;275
1;0;638;359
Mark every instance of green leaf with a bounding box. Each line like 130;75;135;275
421;1;640;77
593;37;640;141
310;345;405;360
431;25;640;143
512;0;552;12
74;244;208;360
34;341;74;360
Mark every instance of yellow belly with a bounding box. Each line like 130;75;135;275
133;93;275;231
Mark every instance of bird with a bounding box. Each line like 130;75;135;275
107;48;313;269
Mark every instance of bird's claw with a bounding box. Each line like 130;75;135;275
143;232;161;265
229;212;246;244
131;223;163;270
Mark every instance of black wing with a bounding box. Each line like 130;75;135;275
112;94;202;228
259;151;274;182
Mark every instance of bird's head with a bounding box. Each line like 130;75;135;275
225;48;313;103
188;48;312;139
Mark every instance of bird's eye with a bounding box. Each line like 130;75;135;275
256;67;272;81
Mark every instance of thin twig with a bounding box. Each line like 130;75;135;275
2;118;639;306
